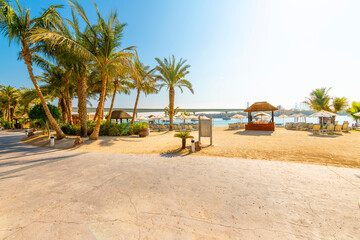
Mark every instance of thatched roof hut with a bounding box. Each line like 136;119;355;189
110;110;132;123
244;101;278;112
244;102;278;131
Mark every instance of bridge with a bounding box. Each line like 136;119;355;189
71;107;245;114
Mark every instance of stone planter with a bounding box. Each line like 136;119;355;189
138;128;150;137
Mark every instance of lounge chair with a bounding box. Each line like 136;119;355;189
228;123;235;129
342;123;349;132
324;124;334;135
312;124;321;134
307;124;314;131
334;125;342;134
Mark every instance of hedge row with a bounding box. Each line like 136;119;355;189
60;121;148;136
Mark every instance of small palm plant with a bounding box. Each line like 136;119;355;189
174;131;194;149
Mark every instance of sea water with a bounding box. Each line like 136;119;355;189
170;115;355;127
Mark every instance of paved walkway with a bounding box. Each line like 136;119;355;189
0;131;359;239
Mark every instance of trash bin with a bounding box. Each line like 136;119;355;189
191;139;195;152
50;135;55;146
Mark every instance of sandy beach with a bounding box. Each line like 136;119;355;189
22;127;360;168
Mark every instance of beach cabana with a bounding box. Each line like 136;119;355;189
110;110;132;123
244;101;278;131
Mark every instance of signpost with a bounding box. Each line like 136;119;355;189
198;116;213;146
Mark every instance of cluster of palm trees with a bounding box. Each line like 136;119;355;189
304;87;360;123
0;0;193;139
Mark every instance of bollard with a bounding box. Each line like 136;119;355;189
0;126;2;131
50;135;55;147
25;128;29;136
191;139;195;152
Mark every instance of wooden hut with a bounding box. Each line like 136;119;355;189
244;102;278;131
110;110;132;123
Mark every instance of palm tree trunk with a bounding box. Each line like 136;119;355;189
182;138;186;149
169;87;175;131
65;76;73;125
77;74;88;137
131;88;141;126
106;81;118;123
89;72;107;140
67;97;73;125
7;101;10;122
21;46;65;139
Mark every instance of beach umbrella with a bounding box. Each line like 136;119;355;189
199;116;209;120
135;116;149;122
177;113;191;123
254;112;270;121
188;115;199;120
231;114;246;123
289;113;301;123
279;114;288;125
254;115;270;120
296;113;307;123
150;115;163;123
309;110;337;127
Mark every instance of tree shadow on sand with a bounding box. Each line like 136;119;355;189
234;130;273;136
160;147;192;158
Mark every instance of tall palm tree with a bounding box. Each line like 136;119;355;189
0;85;19;124
32;7;92;136
332;97;348;113
304;87;331;111
155;55;193;130
130;56;157;126
0;0;66;138
346;101;360;125
32;0;132;140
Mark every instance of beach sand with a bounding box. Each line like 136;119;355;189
22;127;360;168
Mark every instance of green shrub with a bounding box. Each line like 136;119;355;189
29;103;61;121
60;123;80;135
0;119;11;129
132;122;148;134
60;121;135;136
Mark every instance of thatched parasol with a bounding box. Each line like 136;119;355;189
110;110;132;123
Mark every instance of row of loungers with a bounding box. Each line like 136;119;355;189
228;123;246;129
285;122;349;134
149;123;199;132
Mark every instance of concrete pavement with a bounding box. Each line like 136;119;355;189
0;131;359;239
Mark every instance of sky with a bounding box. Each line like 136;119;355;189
1;0;360;110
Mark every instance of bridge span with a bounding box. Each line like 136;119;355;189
71;107;245;114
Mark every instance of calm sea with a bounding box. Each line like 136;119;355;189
170;115;355;127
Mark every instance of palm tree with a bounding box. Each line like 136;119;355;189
346;101;360;125
155;56;193;130
174;131;194;149
164;106;181;117
0;85;19;124
0;0;66;138
304;88;331;111
31;0;132;139
332;97;348;113
106;78;133;123
130;56;157;126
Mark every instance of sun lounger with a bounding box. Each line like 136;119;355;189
334;125;342;134
324;124;334;135
312;124;321;134
342;123;349;132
